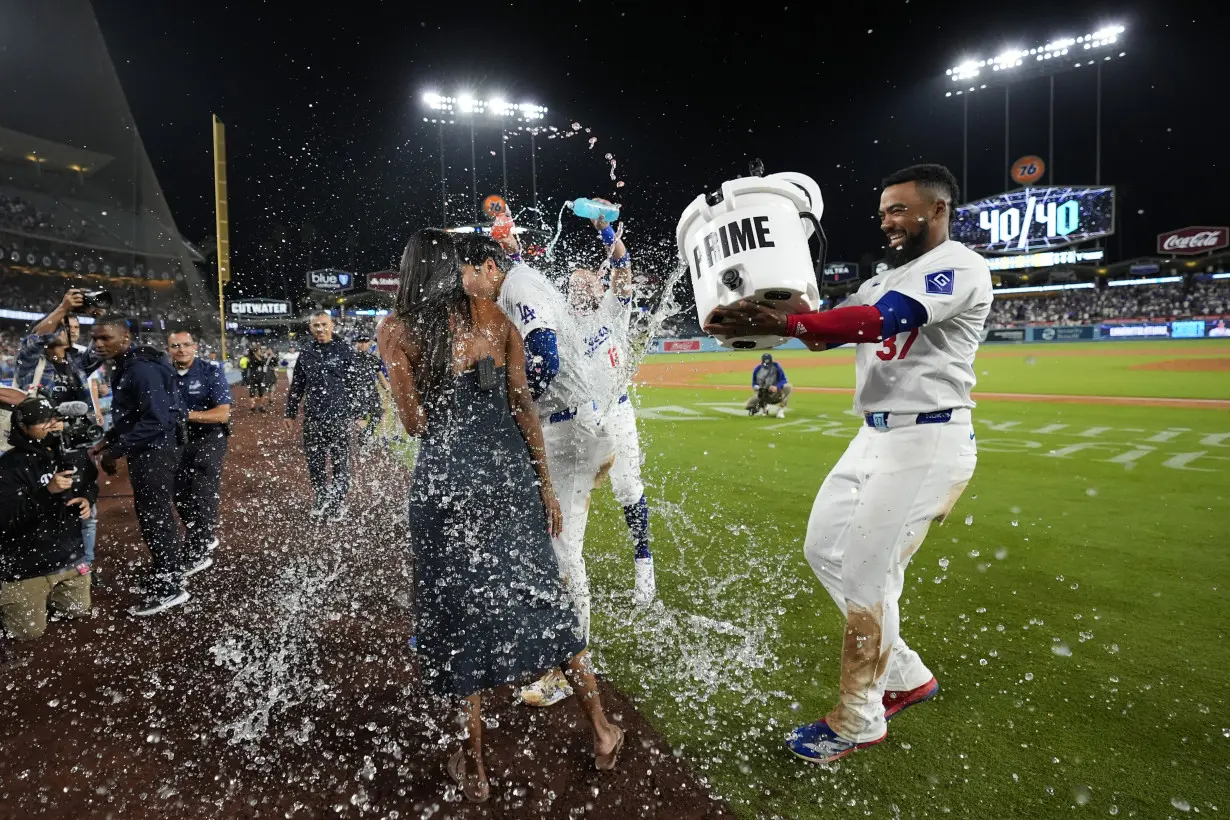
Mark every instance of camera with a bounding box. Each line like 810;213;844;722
53;401;104;454
75;288;113;313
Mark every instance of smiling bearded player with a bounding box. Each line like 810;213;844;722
707;163;992;764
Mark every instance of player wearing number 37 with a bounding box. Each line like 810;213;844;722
706;164;993;765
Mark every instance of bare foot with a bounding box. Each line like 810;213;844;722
595;724;625;771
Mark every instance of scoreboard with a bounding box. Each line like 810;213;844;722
952;186;1115;254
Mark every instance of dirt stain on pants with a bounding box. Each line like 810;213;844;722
827;602;892;739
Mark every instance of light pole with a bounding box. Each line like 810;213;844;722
944;24;1126;198
420;92;549;226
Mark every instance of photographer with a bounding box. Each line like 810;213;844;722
745;353;792;419
167;329;231;569
19;286;108;393
88;315;190;617
0;396;93;642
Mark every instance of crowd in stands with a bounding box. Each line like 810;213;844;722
0;193;63;238
987;279;1230;328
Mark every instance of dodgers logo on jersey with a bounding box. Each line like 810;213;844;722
583;325;612;357
925;270;954;295
517;303;536;325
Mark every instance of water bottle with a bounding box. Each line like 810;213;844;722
568;198;620;224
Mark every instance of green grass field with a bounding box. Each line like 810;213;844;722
675;340;1230;400
583;340;1230;818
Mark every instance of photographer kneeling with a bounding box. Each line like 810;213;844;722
0;396;94;642
745;353;792;419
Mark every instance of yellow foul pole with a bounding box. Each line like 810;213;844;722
211;114;231;360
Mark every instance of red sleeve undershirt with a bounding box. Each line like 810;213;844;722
785;305;884;345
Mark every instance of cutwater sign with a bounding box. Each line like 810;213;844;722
228;299;291;317
307;269;354;292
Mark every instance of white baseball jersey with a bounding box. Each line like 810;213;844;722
575;290;634;417
843;240;992;414
497;262;593;419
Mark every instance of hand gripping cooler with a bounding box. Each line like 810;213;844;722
677;172;825;349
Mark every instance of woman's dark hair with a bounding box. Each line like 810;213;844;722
395;228;470;406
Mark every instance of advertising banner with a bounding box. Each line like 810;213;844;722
984;328;1027;342
1156;226;1229;256
823;262;859;283
662;339;702;353
227;299;292;318
367;271;399;293
1031;326;1096;342
1101;324;1170;339
307;269;355;292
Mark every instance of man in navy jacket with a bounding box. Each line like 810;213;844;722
283;311;359;520
89;315;191;617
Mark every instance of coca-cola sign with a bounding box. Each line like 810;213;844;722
1157;226;1229;256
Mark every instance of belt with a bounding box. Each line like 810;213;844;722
865;409;954;429
618;394;629;405
548;400;600;425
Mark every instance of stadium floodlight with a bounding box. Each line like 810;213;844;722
944;22;1127;197
419;88;553;224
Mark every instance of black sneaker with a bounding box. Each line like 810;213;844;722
128;589;190;617
183;555;214;578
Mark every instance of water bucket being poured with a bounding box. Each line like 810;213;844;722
676;172;825;350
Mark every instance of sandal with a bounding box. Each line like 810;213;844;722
595;725;625;771
447;749;490;803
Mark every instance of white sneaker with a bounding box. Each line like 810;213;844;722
632;556;656;605
775;406;787;419
128;589;190;617
518;669;573;707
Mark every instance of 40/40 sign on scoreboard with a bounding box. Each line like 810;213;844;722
952;186;1115;254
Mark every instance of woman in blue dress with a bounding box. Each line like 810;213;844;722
376;229;624;802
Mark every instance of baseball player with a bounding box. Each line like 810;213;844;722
456;229;613;708
567;249;655;606
707;164;992;764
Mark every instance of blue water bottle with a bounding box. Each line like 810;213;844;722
568;198;620;224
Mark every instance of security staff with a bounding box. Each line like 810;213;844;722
351;336;387;446
167;329;231;570
283;311;359;520
88;315;190;617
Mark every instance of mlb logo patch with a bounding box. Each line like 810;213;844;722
925;270;954;295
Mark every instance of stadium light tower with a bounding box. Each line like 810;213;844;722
421;91;549;225
943;24;1127;197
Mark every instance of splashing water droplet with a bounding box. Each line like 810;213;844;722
1024;672;1034;681
1011;520;1019;527
995;548;1009;560
571;122;582;130
588;136;597;149
938;557;950;570
1170;797;1191;812
1052;643;1072;657
1086;487;1098;497
964;515;974;526
1073;785;1092;806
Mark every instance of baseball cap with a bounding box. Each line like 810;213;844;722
761;353;773;363
15;395;56;426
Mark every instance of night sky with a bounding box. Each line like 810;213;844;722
91;0;1219;301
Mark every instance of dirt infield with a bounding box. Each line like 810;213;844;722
0;402;731;819
1131;357;1230;372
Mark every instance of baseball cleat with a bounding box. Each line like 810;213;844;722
775;406;787;419
632;556;656;606
786;719;886;764
128;589;190;617
518;669;573;707
883;676;939;721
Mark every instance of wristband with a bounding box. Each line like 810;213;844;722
599;226;617;246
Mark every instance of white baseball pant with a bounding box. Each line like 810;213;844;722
602;397;645;507
542;411;616;641
803;409;977;743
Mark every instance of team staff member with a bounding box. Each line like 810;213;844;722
89;315;192;617
746;353;792;418
168;329;231;571
284;311;358;520
351;336;387;446
708;163;990;764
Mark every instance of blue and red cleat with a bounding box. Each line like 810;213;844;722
883;676;939;721
785;720;886;764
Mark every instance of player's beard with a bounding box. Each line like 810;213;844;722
884;226;929;268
